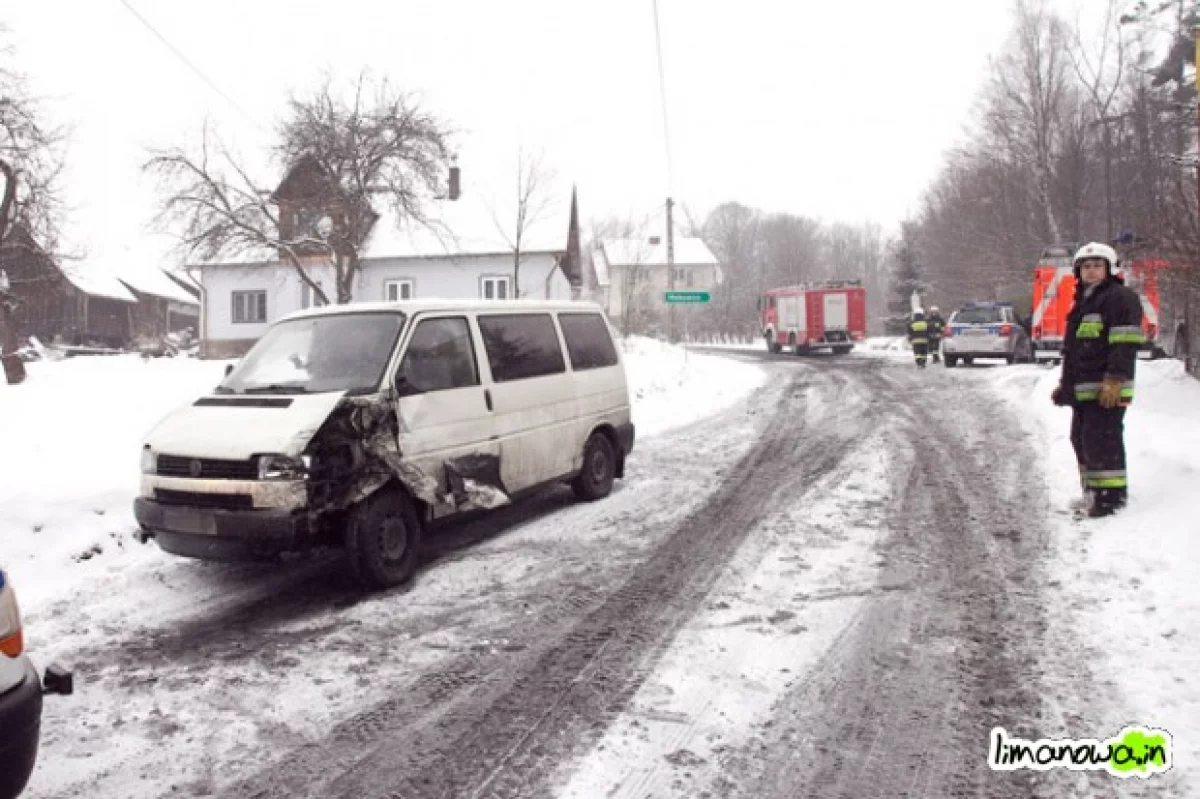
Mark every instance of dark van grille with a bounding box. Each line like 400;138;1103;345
154;489;253;511
156;455;258;480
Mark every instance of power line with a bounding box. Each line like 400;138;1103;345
116;0;264;131
651;0;674;197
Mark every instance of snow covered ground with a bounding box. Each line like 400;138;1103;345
2;338;1197;795
989;357;1200;778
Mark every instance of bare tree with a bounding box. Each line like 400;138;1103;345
986;0;1074;243
1066;0;1127;238
488;146;557;298
1;29;63;381
147;73;452;305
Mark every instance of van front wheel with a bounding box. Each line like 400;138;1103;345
572;433;616;501
345;486;423;590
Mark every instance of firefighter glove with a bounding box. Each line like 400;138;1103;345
1051;385;1068;406
1098;378;1123;408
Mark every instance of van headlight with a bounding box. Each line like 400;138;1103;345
258;454;311;481
141;447;157;475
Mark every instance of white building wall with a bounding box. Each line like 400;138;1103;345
203;262;338;342
202;255;572;344
356;253;569;303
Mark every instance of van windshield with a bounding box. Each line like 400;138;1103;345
219;312;406;395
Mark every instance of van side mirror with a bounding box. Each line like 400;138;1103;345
224;363;234;377
43;663;73;696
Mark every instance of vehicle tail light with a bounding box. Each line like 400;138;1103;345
1147;324;1157;341
1033;325;1042;339
1000;324;1013;336
0;570;23;658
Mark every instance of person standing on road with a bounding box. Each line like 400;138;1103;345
926;306;946;364
1051;242;1144;518
908;310;930;368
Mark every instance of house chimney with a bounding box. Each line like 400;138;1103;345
448;160;461;201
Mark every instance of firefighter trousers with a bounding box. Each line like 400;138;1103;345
1069;402;1128;509
911;342;928;366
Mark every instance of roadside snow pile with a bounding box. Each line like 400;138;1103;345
989;359;1200;773
0;339;764;602
0;356;232;605
620;336;766;438
858;336;910;356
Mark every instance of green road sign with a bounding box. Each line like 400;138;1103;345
664;291;710;304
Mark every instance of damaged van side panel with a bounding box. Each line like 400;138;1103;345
303;393;511;526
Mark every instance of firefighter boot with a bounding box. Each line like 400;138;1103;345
1088;488;1127;518
1069;469;1092;512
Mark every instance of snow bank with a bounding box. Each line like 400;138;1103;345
989;359;1200;775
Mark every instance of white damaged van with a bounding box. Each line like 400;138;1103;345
134;300;634;589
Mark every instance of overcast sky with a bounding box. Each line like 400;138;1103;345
5;0;1093;275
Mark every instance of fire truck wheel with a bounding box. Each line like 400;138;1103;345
963;357;974;366
944;356;958;368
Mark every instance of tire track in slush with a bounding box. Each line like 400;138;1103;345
217;360;892;799
721;363;1118;799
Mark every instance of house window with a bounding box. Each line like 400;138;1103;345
672;267;694;287
384;279;415;302
481;276;511;300
232;290;267;324
301;281;326;310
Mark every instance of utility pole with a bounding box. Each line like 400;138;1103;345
653;0;678;341
666;196;676;340
1194;24;1200;240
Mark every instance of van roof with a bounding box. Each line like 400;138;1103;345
277;298;606;324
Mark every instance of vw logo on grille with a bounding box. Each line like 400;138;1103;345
188;460;203;478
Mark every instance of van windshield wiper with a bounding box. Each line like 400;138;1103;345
241;383;309;395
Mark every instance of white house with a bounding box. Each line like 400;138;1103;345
592;230;721;321
195;165;584;358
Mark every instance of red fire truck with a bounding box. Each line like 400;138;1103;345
1029;245;1167;361
758;280;867;355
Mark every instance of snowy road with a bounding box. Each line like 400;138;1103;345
23;352;1133;799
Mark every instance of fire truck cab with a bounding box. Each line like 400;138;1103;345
1029;245;1166;362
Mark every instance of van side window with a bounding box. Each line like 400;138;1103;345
478;314;566;382
558;313;619;370
399;316;479;394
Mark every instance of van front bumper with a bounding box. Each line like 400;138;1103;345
134;498;311;561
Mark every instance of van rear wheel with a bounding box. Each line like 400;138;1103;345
572;433;616;501
345;485;423;590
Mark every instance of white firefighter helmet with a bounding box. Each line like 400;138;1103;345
1072;241;1118;277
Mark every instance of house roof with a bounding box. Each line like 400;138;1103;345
59;264;138;303
118;267;200;305
600;236;719;268
361;193;572;260
163;268;202;296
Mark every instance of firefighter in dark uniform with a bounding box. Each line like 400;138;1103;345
908;310;930;368
927;306;946;364
1051;242;1144;517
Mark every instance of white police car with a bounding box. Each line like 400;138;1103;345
0;567;72;799
941;302;1034;367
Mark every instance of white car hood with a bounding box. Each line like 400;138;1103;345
143;391;350;460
